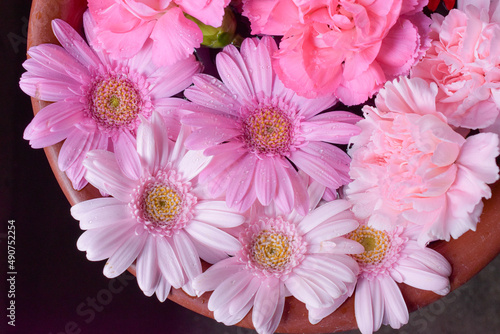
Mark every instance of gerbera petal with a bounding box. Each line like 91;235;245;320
184;221;241;254
52;18;101;69
192;202;245;228
136;112;171;175
305;219;359;244
208;271;254;311
225;154;258;209
241;37;274;99
396;259;451;292
184;74;241;114
290;142;351;189
76;221;137;261
155;277;172;302
58;128;95;172
297;199;352;234
71;197;131;230
217;44;256;104
136;236;160;295
177;149;212;181
254;157;278;206
192;257;244;293
379;276;409;329
156;237;186;288
284;273;323;308
113;131;141;180
354;278;375;334
252;277;281;331
149;55;201;97
84;150;136;202
103;232;148;278
184;126;241;150
228;275;261;315
172;230;202;282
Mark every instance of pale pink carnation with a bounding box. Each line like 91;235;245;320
243;0;431;105
182;36;361;215
87;0;230;65
20;13;200;190
192;194;362;334
309;224;452;334
71;112;245;301
345;76;499;246
411;0;500;132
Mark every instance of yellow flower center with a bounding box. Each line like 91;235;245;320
349;226;389;265
252;230;292;271
90;75;141;128
143;184;182;225
243;107;293;155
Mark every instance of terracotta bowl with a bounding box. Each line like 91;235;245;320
26;1;500;333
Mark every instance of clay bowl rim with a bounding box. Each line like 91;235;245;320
25;0;500;333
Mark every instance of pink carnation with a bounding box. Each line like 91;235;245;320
411;0;500;132
243;0;431;105
87;0;230;66
345;76;499;245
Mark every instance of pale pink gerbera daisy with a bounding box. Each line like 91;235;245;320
20;13;200;190
310;224;452;334
71;112;244;300
88;0;231;66
182;36;361;215
193;191;362;334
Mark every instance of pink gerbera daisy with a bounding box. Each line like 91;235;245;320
20;13;200;190
193;190;362;334
310;224;452;334
71;112;245;300
182;36;361;214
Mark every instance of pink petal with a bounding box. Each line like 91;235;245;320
192;257;243;293
103;231;148;278
156;237;186;288
184;74;240;114
335;62;386;106
83;150;136;202
216;44;256;104
71;197;131;230
252;278;282;331
172;230;202;282
225;154;258;209
77;222;136;261
113;131;141;180
207;270;254;311
184;126;241;150
155;277;172;302
304;219;359;245
396;258;451;292
290;142;351;189
136;236;160;295
150;7;202;66
177;0;229;27
228;276;261;316
58;128;95;172
184;221;241;254
241;37;274;98
149;55;201;97
136;111;171;175
284;273;323;308
192;201;245;228
254;157;278;206
354;278;375;334
177;150;212;181
379;276;409;329
52;18;101;69
298;199;352;234
243;0;300;35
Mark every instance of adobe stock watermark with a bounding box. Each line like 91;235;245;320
48;272;135;334
8;16;28;54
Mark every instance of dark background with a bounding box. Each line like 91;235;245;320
1;1;499;334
